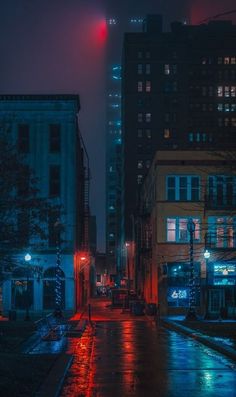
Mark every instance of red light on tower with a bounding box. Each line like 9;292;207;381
98;19;107;44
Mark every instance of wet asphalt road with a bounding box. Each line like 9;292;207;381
61;299;236;397
88;320;236;397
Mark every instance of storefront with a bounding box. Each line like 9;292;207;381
164;262;200;314
206;262;236;318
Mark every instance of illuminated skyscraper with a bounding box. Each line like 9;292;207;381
105;17;143;280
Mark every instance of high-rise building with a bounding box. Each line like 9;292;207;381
0;94;88;316
106;16;143;280
122;15;236;244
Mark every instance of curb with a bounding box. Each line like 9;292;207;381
35;354;73;397
161;319;236;362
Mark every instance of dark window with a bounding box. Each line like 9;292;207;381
11;280;33;309
49;165;60;196
17;165;30;196
49;124;61;153
48;211;60;247
18;124;29;153
17;211;29;247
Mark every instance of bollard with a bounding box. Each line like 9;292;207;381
88;303;91;323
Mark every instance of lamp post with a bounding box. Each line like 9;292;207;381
204;249;211;319
125;242;131;294
186;219;198;320
24;253;32;321
54;220;63;318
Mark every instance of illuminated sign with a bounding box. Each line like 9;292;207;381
214;264;236;276
168;287;189;301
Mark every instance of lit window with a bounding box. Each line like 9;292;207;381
137;160;143;169
224;57;230;64
146;113;151;123
137;64;143;74
164;128;170;138
164;64;170;75
232;118;236;127
231;86;236;97
225;86;230;97
138;81;143;92
208;216;236;248
217;104;223;111
167;219;176;241
189;133;193;142
225;104;230;112
146;81;151;92
231;104;236;112
231;57;236;64
217;86;223;97
137;175;143;184
138;113;143;122
146;129;151;138
146;64;150;74
167;217;200;242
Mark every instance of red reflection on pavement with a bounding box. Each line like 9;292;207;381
60;324;95;397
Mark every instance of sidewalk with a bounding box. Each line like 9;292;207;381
159;315;236;362
34;300;236;397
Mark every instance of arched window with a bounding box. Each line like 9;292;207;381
11;266;33;310
43;266;65;310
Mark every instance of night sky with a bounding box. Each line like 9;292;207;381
1;0;236;250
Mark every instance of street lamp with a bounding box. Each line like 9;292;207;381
54;219;63;318
186;219;198;320
24;253;32;321
204;249;211;319
125;242;131;294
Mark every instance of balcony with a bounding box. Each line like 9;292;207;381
205;195;236;210
205;232;236;250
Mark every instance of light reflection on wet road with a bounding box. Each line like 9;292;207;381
61;319;236;397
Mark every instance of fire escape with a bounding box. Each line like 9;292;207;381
77;116;90;252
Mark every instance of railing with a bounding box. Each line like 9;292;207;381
205;196;236;210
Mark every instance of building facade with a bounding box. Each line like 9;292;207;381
139;151;236;318
106;17;143;282
122;15;236;247
0;94;87;317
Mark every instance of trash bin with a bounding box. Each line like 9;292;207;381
9;310;17;321
220;306;228;319
133;301;145;316
145;303;157;316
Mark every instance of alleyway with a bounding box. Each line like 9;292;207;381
61;298;236;397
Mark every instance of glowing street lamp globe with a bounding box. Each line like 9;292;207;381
24;253;32;262
204;250;210;259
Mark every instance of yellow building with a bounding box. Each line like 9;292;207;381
139;151;236;318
